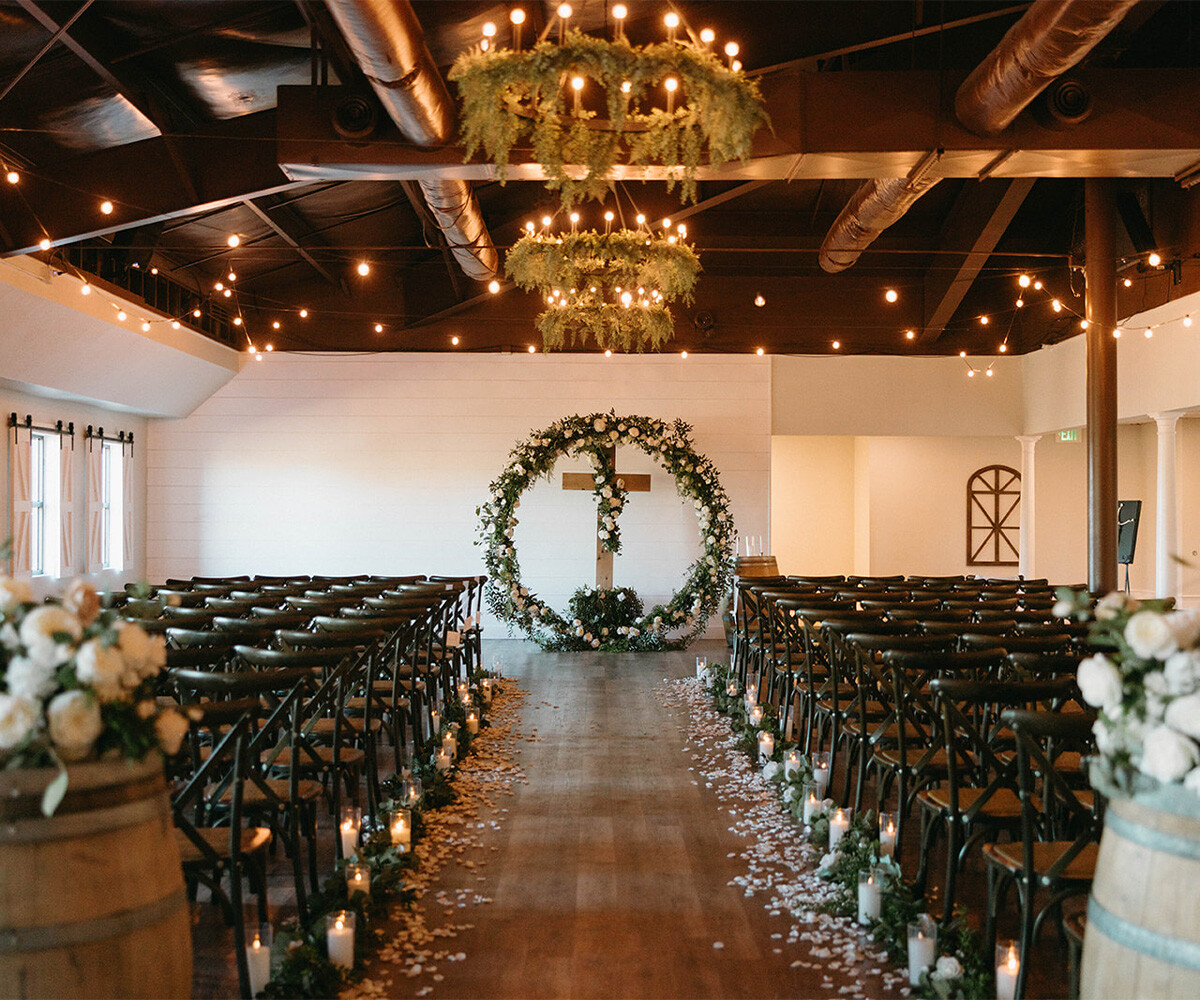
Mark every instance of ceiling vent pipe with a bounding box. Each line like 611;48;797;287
818;151;942;274
955;0;1140;136
324;0;498;281
818;0;1137;274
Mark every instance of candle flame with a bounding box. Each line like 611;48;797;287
1006;946;1019;972
335;918;344;931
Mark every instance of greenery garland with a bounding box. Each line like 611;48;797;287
505;227;700;352
476;412;735;651
705;664;994;1000
450;30;770;208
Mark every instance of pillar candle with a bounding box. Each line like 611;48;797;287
907;916;937;986
829;808;849;850
695;655;708;679
429;708;440;737
758;731;775;762
325;911;355;969
345;863;370;897
748;705;764;727
389;808;411;848
879;812;897;859
995;942;1020;1000
480;678;493;704
726;679;739;698
338;805;360;859
442;733;457;758
784;749;802;779
857;869;882;925
802;782;820;825
246;926;272;996
435;750;451;772
466;711;479;735
812;752;830;798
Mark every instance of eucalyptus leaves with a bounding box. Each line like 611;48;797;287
476;412;735;651
450;29;769;208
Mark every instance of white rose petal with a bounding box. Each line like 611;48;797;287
1126;610;1178;661
1141;724;1200;784
1165;650;1200;695
1168;609;1200;650
935;957;963;980
0;694;39;750
1077;653;1123;710
46;689;102;762
1164;694;1200;741
19;606;82;668
5;655;57;701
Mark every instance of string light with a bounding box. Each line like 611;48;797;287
223;288;231;298
511;9;526;24
979;315;989;325
1145;327;1154;338
265;344;274;352
227;271;236;282
452;335;460;345
80;282;91;296
488;279;501;294
681;350;688;358
905;330;915;340
1185;315;1193;328
374;322;384;333
38;238;50;251
227;234;241;248
885;288;898;303
1051;299;1062;312
528;344;537;353
1016;298;1024;308
117;310;127;321
1148;252;1161;267
357;262;370;276
272;320;280;329
140;320;150;332
171;320;180;329
4;170;18;184
299;309;308;318
756;347;764;356
831;340;841;350
482;21;496;38
999;343;1008;352
605;349;613;357
232;317;242;326
700;28;715;44
754;294;765;307
1124;277;1133;287
557;3;571;19
193;308;202;318
1018;274;1031;288
1080;319;1089;330
1033;280;1043;290
100;200;113;215
215;282;224;291
1113;328;1122;338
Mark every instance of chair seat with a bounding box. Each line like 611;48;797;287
919;785;1024;818
347;694;409;712
235;778;324;805
310;716;382;736
844;718;915;740
262;745;365;769
983;840;1099;882
176;825;272;865
873;747;950;771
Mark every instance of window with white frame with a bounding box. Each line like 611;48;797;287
29;431;61;577
101;440;124;571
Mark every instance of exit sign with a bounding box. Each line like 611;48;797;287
1059;429;1079;442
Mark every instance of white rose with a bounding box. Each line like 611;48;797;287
1095;591;1134;621
935;957;963;980
1077;653;1123;710
19;606;82;668
116;622;166;682
5;655;57;701
46;689;102;762
598;529;610;539
0;576;32;613
593;419;606;432
0;694;39;751
61;579;101;626
1126;611;1178;661
1169;609;1200;650
575;627;584;636
762;760;782;781
1145;670;1170;718
590;638;599;648
155;708;190;756
74;639;126;702
1053;599;1075;618
583;633;592;642
1164;694;1200;741
1141;724;1200;783
1165;650;1200;695
817;850;840;872
1094;713;1148;758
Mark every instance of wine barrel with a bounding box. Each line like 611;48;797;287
734;555;780;578
0;756;192;999
1082;791;1200;999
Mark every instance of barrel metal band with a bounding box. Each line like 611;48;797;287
0;888;186;953
0;795;167;843
1106;808;1200;860
1088;897;1200;972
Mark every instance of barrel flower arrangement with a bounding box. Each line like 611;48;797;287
1056;588;1200;999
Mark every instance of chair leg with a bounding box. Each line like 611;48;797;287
941;819;962;926
913;808;942;898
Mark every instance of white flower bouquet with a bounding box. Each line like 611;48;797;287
0;573;189;815
1059;588;1200;797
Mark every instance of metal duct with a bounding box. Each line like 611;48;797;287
818;152;942;274
324;0;498;281
955;0;1141;137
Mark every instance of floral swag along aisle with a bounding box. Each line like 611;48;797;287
477;412;735;651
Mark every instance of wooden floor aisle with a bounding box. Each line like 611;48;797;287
368;639;899;1000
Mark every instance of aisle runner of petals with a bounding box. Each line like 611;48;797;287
660;677;912;998
351;682;529;999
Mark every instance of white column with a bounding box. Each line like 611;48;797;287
1150;412;1182;599
1016;435;1041;580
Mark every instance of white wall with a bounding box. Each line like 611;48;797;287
145;353;771;632
769;436;855;575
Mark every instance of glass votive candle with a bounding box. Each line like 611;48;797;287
325;910;356;969
466;710;479;735
748;704;764;727
879;812;898;859
907;915;937;986
726;678;739;698
758;730;775;761
389;807;412;849
480;677;493;703
995;941;1020;1000
784;749;802;780
857;868;882;925
246;922;272;997
696;655;708;679
429;707;441;737
801;782;820;825
435;748;452;772
457;681;470;702
829;808;850;850
345;863;370;898
338;805;360;859
399;777;422;809
442;732;458;758
812;752;831;798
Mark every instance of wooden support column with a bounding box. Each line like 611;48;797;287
1085;179;1118;593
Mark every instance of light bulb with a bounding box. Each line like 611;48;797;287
266;344;274;351
374;323;383;333
677;224;686;237
1113;327;1122;338
141;320;150;332
665;77;678;92
482;21;496;37
681;350;688;358
569;211;580;223
967;369;976;378
980;315;989;325
756;347;764;356
1145;327;1154;338
754;294;765;308
604;211;614;221
1148;252;1161;267
299;308;308;318
38;238;50;250
731;60;742;71
4;170;17;184
272;320;280;329
620;80;631;93
725;41;739;57
557;3;571;18
1123;277;1133;287
571;76;584;91
223;288;231;297
1051;299;1062;312
701;28;715;43
150;267;157;275
605;349;612;357
193;308;202;318
357;261;370;276
233;317;242;326
452;335;460;345
528;344;537;353
1018;274;1031;288
488;279;501;294
80;283;91;296
959;351;967;358
1033;280;1043;290
999;343;1008;352
117;310;127;321
1016;298;1024;308
1080;319;1089;330
986;368;994;376
510;9;526;25
228;271;236;282
635;213;645;225
832;341;841;350
247;344;256;354
885;288;898;303
227;234;240;248
664;12;679;28
171;320;180;330
1185;315;1193;328
215;281;224;291
662;218;672;229
255;353;263;361
621;291;632;306
100;200;113;215
541;215;552;227
612;4;626;19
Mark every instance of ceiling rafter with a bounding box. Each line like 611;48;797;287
242;195;343;289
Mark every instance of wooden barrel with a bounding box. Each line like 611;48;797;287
1081;792;1200;999
0;756;192;999
734;555;780;578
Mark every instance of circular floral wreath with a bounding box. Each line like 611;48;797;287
477;412;736;651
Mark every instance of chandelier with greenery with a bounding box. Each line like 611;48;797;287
505;213;700;352
449;11;770;208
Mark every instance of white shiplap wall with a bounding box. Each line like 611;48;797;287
145;353;770;630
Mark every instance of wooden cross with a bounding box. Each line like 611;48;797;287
562;446;651;588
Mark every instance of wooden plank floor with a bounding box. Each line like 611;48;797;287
366;638;898;999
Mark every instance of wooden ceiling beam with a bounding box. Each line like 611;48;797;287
919;178;1036;343
242;195;343;289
